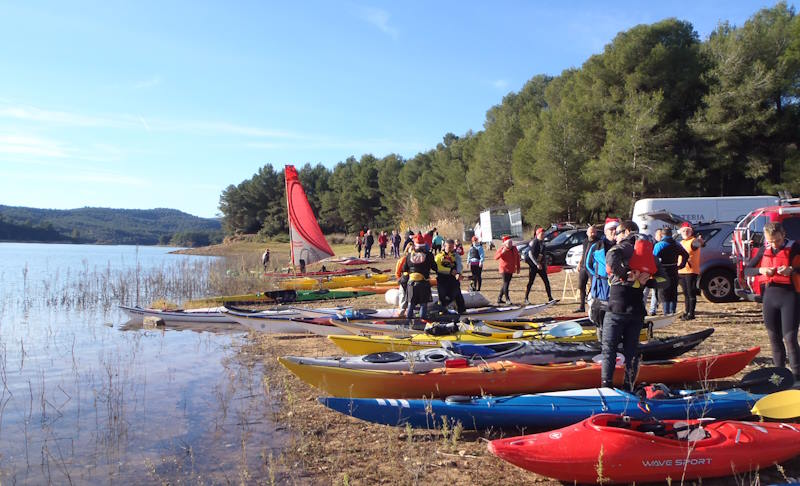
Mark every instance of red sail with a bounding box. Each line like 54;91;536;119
285;165;335;265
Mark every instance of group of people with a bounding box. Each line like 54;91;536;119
355;229;403;259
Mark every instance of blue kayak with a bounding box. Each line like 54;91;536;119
320;387;762;431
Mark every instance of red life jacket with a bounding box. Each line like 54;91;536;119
761;242;795;286
629;238;658;274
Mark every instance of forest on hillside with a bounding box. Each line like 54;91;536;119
0;206;223;245
219;4;800;236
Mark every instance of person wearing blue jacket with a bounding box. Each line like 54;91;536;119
467;236;485;291
652;227;688;315
586;218;620;336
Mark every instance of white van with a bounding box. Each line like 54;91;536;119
632;196;780;236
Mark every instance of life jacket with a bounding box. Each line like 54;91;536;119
629;238;657;274
589;241;610;301
468;246;480;263
761;240;800;291
407;249;433;281
435;251;457;275
679;237;701;275
395;255;407;279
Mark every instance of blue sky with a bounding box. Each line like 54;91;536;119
0;1;786;218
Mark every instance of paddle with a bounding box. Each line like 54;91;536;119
751;389;800;419
737;366;794;394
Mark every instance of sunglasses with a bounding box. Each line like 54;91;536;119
615;229;626;236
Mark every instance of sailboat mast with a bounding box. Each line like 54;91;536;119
285;166;295;268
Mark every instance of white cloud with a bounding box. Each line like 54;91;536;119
133;75;162;90
492;79;509;90
359;7;398;39
0;105;129;128
0;134;67;158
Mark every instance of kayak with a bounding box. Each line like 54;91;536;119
278;347;759;398
326;324;638;355
197;289;376;305
294;328;715;372
221;309;350;334
320;386;762;431
279;273;390;290
488;413;800;483
263;268;363;278
482;314;677;333
120;305;290;324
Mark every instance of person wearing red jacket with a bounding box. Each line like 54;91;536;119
495;235;520;305
378;231;388;259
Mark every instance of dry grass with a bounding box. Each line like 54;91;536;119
188;240;800;485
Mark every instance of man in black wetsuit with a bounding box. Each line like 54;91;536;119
524;227;554;304
402;234;437;320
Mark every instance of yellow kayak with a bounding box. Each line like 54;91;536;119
328;327;649;355
279;273;389;290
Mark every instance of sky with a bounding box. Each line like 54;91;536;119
0;1;789;218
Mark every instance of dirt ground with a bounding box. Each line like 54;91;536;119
190;242;800;485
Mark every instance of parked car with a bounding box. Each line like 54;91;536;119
733;203;800;301
541;223;579;243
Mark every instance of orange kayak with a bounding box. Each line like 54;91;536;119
279;347;759;398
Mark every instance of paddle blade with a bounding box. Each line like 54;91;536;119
752;390;800;419
548;322;583;338
739;367;794;394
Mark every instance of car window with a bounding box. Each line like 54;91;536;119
722;231;733;250
549;232;571;245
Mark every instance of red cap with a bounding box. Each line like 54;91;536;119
604;218;621;231
471;235;479;242
414;234;426;245
535;227;544;235
502;235;511;241
680;222;691;228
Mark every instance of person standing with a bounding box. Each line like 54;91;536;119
378;231;388;259
424;228;435;251
435;239;466;314
364;230;375;258
601;220;665;391
454;239;464;256
403;234;437;320
402;230;414;254
575;225;600;313
653;227;688;315
467;236;485;291
524;228;554;304
432;231;444;253
261;248;271;271
395;247;410;313
642;229;662;315
391;230;401;258
495;235;520;305
677;222;704;320
745;222;800;378
586;218;620;334
355;233;363;258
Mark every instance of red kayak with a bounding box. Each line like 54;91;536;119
489;413;800;484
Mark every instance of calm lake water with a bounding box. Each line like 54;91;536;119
0;243;285;484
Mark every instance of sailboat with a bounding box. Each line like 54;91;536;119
277;165;387;290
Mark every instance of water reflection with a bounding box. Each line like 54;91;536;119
0;244;286;484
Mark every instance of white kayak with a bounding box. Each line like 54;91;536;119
119;305;268;324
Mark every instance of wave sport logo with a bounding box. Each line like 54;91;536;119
642;458;712;467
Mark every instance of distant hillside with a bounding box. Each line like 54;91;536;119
0;206;223;246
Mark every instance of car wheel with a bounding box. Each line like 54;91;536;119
701;268;737;303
